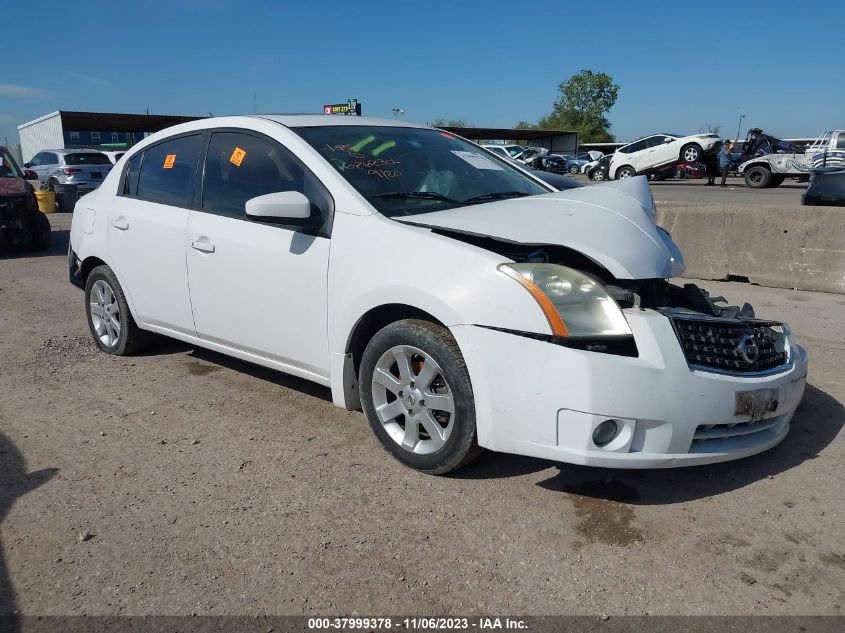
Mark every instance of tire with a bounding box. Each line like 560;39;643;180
593;170;606;181
47;177;58;192
744;165;771;188
615;165;636;179
27;211;52;252
84;265;151;355
359;319;481;474
568;164;580;174
680;144;702;162
769;175;786;187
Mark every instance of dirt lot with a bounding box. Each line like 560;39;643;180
1;214;843;616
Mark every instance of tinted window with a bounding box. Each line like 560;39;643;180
65;152;112;165
626;140;648;153
137;135;203;207
201;131;332;218
44;153;59;165
122;152;142;197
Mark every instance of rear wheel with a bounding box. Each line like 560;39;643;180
85;265;151;355
359;319;480;474
568;164;580;174
769;174;786;187
680;144;702;162
615;165;636;179
745;165;772;188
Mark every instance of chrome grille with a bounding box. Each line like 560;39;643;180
671;317;788;374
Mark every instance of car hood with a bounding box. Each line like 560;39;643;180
397;176;685;280
0;177;28;197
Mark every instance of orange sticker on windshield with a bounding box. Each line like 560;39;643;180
229;147;246;167
163;154;176;169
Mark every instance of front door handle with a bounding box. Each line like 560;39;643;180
190;237;215;253
111;216;129;230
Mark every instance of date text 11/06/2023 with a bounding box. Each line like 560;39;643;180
307;617;529;630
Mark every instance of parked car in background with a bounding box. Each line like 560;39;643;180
101;150;127;165
673;162;706;179
565;153;594;174
538;154;571;174
585;155;611;180
609;133;721;180
802;167;845;206
24;149;113;194
68;115;807;475
0;145;51;251
480;144;527;161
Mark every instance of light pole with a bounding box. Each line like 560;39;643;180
392;107;404;120
736;114;745;143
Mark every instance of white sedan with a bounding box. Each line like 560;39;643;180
68;116;806;474
609;133;721;179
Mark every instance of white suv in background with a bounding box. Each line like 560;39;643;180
609;133;721;179
481;144;526;160
68;116;806;474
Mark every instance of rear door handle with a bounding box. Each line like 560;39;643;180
111;216;129;230
190;237;215;253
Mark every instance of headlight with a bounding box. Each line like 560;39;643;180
498;263;632;337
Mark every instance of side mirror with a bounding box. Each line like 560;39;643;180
23;162;32;168
664;137;673;143
24;169;39;180
245;191;321;228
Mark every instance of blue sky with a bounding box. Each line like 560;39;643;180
2;0;843;146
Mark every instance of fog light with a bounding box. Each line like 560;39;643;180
592;419;620;447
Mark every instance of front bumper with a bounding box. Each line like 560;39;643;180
452;309;808;468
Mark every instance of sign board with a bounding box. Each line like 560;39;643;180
323;99;362;116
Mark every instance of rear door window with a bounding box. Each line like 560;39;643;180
137;135;203;207
201;131;332;219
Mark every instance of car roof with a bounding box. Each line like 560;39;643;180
42;148;108;154
250;114;428;129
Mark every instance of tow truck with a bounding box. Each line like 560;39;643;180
737;128;845;188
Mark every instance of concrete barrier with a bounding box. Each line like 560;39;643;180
655;202;845;294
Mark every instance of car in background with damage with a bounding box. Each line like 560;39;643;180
68;115;807;475
0;145;51;252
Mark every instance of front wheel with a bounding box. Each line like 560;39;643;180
359;319;480;474
27;211;51;252
568;164;580;174
85;265;151;355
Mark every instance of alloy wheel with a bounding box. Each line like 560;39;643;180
371;345;455;455
89;279;121;347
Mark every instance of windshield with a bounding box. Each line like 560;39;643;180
293;126;548;217
65;152;112;166
0;148;23;178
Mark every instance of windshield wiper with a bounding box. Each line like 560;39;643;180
374;191;462;204
462;191;530;203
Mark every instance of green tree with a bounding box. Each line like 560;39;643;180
429;118;470;128
540;70;620;143
513;120;536;130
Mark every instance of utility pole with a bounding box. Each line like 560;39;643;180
736;114;745;143
392;107;404;120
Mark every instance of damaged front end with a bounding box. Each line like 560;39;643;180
437;231;791;375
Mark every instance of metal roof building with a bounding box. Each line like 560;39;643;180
17;111;201;162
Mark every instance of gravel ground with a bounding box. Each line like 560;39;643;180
0;214;843;616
